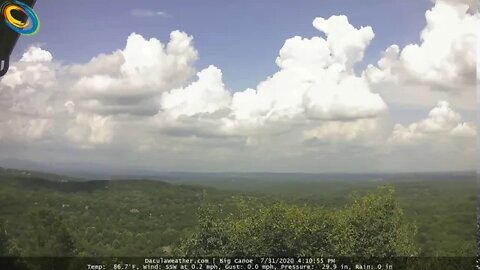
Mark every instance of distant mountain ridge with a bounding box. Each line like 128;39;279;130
0;158;475;182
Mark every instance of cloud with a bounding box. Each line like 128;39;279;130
66;113;115;147
0;11;475;172
228;15;385;132
131;9;171;18
385;100;475;172
0;47;58;143
71;31;198;116
150;15;388;145
312;16;374;71
69;51;125;77
365;0;478;109
433;0;477;11
0;49;56;142
0;117;53;142
0;31;198;147
390;101;476;144
477;13;480;89
161;65;232;118
19;47;53;63
304;119;384;143
1;47;56;90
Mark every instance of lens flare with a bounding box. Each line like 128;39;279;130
1;0;39;35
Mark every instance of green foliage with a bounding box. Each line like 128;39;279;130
11;208;76;256
175;173;477;256
0;169;475;257
330;186;417;256
180;186;418;257
0;172;236;257
0;218;9;255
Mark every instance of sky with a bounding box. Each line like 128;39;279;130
16;1;432;90
0;0;477;173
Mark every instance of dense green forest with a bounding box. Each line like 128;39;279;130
0;168;476;257
180;186;417;256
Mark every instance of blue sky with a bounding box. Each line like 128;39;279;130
18;0;432;92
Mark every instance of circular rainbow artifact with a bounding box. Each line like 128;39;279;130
1;0;40;35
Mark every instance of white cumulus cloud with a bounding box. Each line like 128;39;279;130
71;31;198;116
0;9;475;172
228;15;386;133
390;101;476;144
66;113;115;147
365;0;478;109
161;65;232;118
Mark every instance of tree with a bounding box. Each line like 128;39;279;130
178;203;229;256
15;208;76;257
180;186;418;257
331;186;418;256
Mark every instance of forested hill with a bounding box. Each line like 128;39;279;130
0;168;476;257
0;169;239;256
